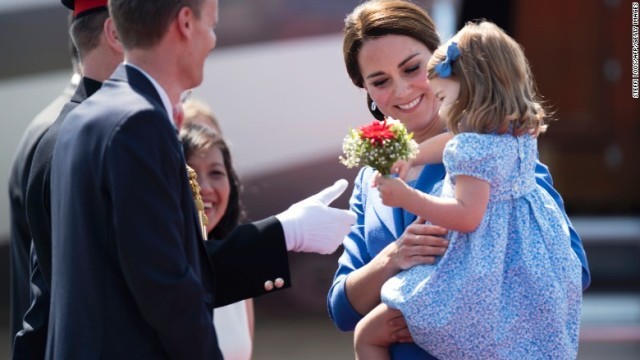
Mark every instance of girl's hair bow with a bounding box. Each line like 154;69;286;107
434;42;460;78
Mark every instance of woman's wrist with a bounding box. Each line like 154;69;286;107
375;242;402;278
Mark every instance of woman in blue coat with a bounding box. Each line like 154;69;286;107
327;1;591;358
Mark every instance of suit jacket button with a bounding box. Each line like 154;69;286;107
264;280;274;291
274;278;285;288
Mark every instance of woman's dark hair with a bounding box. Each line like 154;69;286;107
180;123;244;240
343;0;440;119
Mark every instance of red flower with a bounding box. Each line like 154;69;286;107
359;120;395;146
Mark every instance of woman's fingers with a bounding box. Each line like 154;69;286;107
394;223;450;269
406;235;449;249
410;223;449;236
406;255;437;266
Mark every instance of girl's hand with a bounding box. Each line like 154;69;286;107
372;173;412;208
391;159;413;180
381;217;449;271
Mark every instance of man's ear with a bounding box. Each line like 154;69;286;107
104;17;124;54
175;6;195;39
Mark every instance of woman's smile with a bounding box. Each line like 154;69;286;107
397;94;423;111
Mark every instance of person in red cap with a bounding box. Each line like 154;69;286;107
46;0;355;359
11;1;123;359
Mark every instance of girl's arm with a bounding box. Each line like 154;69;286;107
375;174;490;233
415;132;453;164
393;132;452;179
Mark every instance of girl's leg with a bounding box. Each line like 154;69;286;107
354;303;406;360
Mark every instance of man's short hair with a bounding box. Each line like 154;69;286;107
69;9;109;57
109;0;204;50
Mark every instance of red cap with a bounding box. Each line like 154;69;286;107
61;0;108;18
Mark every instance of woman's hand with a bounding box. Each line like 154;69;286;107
382;217;449;271
344;219;449;316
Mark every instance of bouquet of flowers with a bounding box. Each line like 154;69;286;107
339;119;419;176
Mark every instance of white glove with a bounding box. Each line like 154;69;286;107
276;179;357;254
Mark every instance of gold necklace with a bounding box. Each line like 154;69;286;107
187;165;209;240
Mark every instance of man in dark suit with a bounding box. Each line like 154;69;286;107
47;0;355;358
7;19;80;343
12;1;123;358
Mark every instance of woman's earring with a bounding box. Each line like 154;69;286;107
367;94;385;121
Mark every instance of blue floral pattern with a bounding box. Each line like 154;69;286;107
381;133;583;359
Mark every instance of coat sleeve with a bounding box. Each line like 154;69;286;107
205;216;291;307
106;110;218;359
327;167;372;331
535;160;591;290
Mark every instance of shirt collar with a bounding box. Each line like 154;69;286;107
124;62;175;127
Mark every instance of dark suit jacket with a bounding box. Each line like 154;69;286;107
47;64;290;359
12;77;102;360
8;77;77;340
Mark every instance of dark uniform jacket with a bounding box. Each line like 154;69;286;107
13;77;102;360
8;77;77;340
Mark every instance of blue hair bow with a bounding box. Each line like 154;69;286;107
434;42;460;78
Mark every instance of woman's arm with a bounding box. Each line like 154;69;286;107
376;174;490;233
328;168;448;331
535;161;591;290
345;220;449;315
245;299;254;339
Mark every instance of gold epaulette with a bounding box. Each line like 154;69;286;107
187;165;209;240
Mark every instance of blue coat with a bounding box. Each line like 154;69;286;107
328;163;590;359
47;65;290;359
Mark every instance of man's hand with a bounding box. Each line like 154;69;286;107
276;179;356;254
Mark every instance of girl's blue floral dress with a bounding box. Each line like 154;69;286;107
381;132;583;360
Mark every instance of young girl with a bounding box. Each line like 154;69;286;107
356;21;583;359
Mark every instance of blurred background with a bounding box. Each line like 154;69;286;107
1;0;638;358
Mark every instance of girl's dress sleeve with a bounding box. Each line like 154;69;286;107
444;133;498;183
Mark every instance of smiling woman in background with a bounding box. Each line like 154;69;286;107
180;100;253;360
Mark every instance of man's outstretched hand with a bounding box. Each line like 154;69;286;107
276;179;357;254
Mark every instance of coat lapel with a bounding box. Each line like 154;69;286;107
370;163;447;238
370;186;403;239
